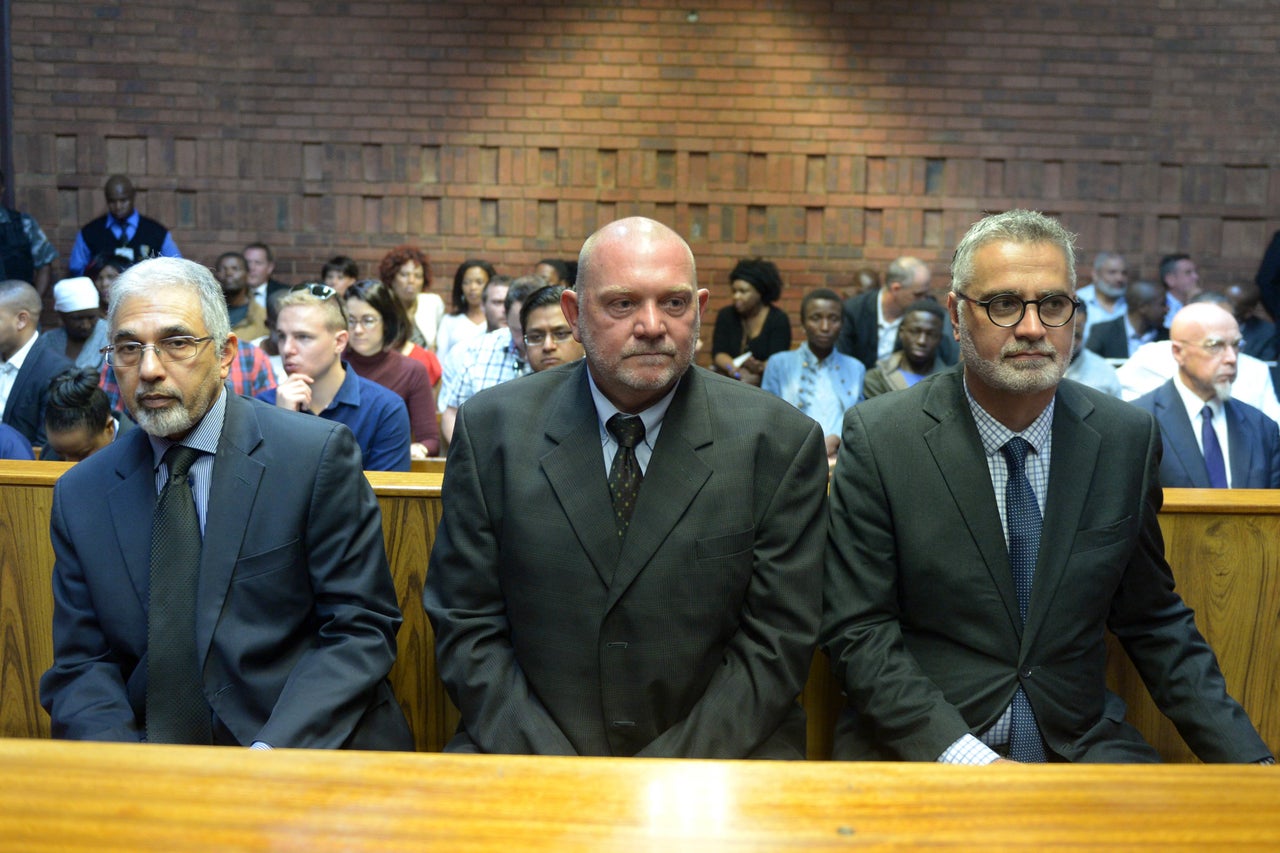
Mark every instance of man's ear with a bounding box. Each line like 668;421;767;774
946;292;961;342
561;289;581;341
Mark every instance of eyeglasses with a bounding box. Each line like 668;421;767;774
523;328;575;347
291;282;337;300
955;293;1079;328
348;315;382;329
1177;337;1245;356
102;336;214;368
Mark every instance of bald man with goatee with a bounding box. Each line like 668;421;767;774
1132;303;1280;488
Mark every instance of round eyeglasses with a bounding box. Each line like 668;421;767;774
955;293;1079;328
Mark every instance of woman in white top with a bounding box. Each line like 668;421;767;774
380;245;445;350
436;259;497;359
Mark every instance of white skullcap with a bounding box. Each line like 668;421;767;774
54;277;100;313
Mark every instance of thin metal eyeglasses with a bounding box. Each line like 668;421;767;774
101;336;214;368
954;293;1080;328
348;315;382;329
523;328;575;347
1176;337;1245;356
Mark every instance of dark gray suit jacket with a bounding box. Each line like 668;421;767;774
836;288;958;370
40;391;413;749
1085;315;1167;360
822;367;1269;762
1131;379;1280;489
3;332;72;451
424;362;828;758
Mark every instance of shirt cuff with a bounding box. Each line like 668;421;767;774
938;733;1001;765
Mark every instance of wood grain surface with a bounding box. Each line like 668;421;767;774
1;738;1277;851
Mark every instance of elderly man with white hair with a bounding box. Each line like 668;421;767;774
41;277;110;369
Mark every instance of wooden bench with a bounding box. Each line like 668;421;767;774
1;460;1275;760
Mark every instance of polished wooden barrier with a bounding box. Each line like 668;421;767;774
1;459;1276;761
1;738;1277;851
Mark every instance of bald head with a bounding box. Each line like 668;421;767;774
104;174;136;223
565;217;706;413
1171;303;1241;402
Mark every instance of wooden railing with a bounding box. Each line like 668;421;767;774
1;461;1275;761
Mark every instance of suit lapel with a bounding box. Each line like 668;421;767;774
1156;382;1211;488
921;372;1022;632
195;394;265;669
605;371;713;611
1224;401;1252;487
107;428;162;609
542;365;624;586
1021;384;1101;647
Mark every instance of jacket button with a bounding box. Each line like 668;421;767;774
1020;667;1033;679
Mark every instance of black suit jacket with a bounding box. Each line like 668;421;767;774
40;391;413;749
1085;315;1168;360
822;367;1269;762
3;333;72;451
424;362;828;758
836;288;958;370
1131;379;1280;489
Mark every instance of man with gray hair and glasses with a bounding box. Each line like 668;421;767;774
41;256;412;750
823;209;1271;765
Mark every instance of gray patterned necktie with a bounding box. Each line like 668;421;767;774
145;445;212;744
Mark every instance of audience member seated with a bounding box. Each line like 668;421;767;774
101;337;276;412
41;367;131;462
381;245;444;351
711;257;791;386
256;285;411;472
437;276;538;446
862;299;947;399
520;284;584;373
84;253;127;316
1074;251;1128;338
68;174;181;276
0;168;58;299
436;259;497;359
837;256;958;370
1118;293;1280;424
1085;280;1168;359
215;251;268;342
849;266;880;298
1160;253;1201;325
1064;302;1122;397
321;255;360;296
762;288;864;462
1132;302;1280;488
0;422;33;459
245;241;290;309
534;257;570;286
1254;229;1280;325
42;277;110;370
1224;281;1278;362
342;279;439;458
0;279;72;452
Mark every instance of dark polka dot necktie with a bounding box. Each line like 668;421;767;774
607;414;645;537
1002;437;1047;763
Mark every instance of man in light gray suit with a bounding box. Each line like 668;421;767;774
823;210;1271;764
424;217;828;758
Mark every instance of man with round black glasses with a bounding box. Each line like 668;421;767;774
41;257;413;750
823;209;1271;765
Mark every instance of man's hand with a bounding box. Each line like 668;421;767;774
273;373;314;412
824;433;841;461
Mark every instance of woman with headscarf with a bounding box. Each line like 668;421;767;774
711;257;792;386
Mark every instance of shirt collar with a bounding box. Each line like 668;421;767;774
587;367;679;444
1173;373;1220;422
964;376;1055;458
2;330;38;370
110;210;140;231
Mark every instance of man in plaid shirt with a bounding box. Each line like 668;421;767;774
438;276;539;446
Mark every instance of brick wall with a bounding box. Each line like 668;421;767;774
8;0;1280;329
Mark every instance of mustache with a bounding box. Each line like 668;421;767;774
1002;340;1057;358
620;344;678;358
135;381;183;401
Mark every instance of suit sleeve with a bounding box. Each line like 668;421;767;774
635;418;827;759
1255;231;1280;323
821;405;975;760
1268;416;1280;489
254;424;406;748
1107;416;1271;762
422;403;578;754
40;482;144;742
